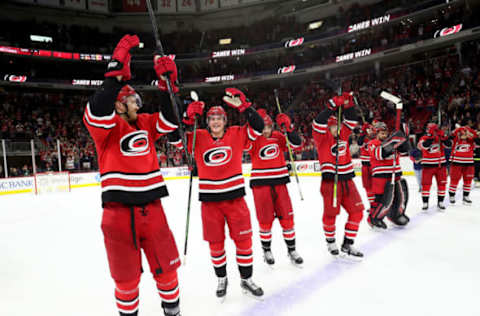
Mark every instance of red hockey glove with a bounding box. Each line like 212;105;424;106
437;129;447;140
276;113;293;132
342;92;355;109
154;55;179;93
105;34;140;81
186;101;205;121
223;88;251;112
327;95;344;110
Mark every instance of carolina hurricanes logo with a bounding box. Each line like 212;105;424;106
259;144;280;160
284;37;304;48
429;144;440;153
331;141;348;156
434;24;462;38
120;131;150;156
277;65;296;74
204;146;232;166
455;144;470;153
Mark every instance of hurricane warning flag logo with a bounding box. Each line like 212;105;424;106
204;146;232;166
120;131;150;156
259;144;280;160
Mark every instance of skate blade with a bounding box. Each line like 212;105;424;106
217;295;227;304
241;289;264;301
368;225;386;232
339;253;363;262
462;202;472;206
437;207;446;212
289;260;304;269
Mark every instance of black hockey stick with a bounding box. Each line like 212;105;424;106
274;89;304;201
146;0;192;167
333;81;342;208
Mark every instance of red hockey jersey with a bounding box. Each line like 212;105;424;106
312;116;356;180
368;138;402;178
246;130;301;187
417;135;447;166
84;102;177;205
359;136;372;166
450;128;477;165
187;124;261;202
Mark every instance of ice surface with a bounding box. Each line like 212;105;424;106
1;176;479;316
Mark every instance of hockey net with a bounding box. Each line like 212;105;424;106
34;172;71;194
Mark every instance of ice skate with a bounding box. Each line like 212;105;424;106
367;216;387;230
164;306;181;316
463;196;472;205
437;201;446;212
287;250;304;267
216;277;228;302
449;194;456;204
341;238;364;261
422;202;429;212
240;278;264;300
262;249;275;266
326;238;339;257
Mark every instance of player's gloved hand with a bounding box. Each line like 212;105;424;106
223;88;251;112
105;34;140;81
327;95;344;110
276;113;293;132
154;55;179;93
342;92;355;109
388;130;407;149
422;138;434;147
182;101;205;125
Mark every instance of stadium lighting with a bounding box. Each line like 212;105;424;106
30;35;53;43
308;21;323;30
139;42;144;48
219;38;232;45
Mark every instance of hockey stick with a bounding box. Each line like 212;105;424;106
146;0;192;167
353;95;366;123
274;89;304;201
380;91;402;185
183;92;199;264
332;82;342;208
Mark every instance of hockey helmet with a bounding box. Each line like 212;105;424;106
257;108;273;126
426;123;438;135
117;85;142;108
373;121;388;133
206;106;227;122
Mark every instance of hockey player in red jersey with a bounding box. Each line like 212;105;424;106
448;126;480;205
367;122;410;229
312;92;365;259
182;88;265;300
83;35;182;316
357;123;375;207
417;123;451;211
245;109;303;266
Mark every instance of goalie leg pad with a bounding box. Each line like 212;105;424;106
371;181;394;221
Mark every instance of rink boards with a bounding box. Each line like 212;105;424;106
0;158;415;195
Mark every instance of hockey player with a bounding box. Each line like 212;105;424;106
182;88;264;300
83;35;182;316
357;122;375;207
417;123;451;211
312;92;364;259
448;126;480;205
245;109;303;266
367;122;410;229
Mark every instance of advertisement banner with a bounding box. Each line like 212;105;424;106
88;0;109;12
200;0;218;11
219;0;238;8
177;0;195;12
123;0;146;12
64;0;86;9
0;177;34;195
157;0;177;13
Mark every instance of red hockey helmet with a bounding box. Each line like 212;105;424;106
426;123;438;135
327;116;338;127
257;108;273;126
362;123;373;134
117;85;142;108
206;106;227;121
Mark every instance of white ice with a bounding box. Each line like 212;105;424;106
1;176;479;316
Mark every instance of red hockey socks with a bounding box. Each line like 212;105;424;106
115;278;140;316
209;242;227;277
259;223;273;251
280;218;296;251
154;271;180;315
345;211;363;241
235;238;253;279
323;215;336;242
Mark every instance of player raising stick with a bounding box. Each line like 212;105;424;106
83;35;182;316
417;123;451;211
312;92;365;259
181;88;265;301
367;122;410;229
357;122;376;208
448;126;480;205
245;109;304;267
